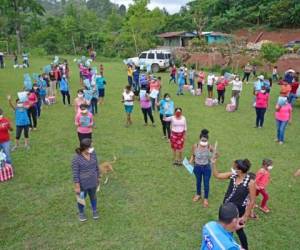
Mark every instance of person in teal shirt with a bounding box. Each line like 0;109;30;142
95;74;106;104
158;93;174;140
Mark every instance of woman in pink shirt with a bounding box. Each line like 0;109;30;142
74;89;86;114
26;89;38;130
149;79;161;111
166;108;187;166
254;86;269;128
139;89;155;126
216;76;228;104
275;98;292;144
75;104;94;142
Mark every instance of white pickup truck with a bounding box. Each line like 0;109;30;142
125;49;172;73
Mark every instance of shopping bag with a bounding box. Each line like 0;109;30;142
182;157;194;175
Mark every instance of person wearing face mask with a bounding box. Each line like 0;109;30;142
72;138;100;222
275;97;292;144
74;89;86;113
75;104;94;142
158;93;174;140
59;75;71;105
231;75;243;111
26;88;38;131
166;107;187;165
201;202;244;250
8;96;30;150
0;108;13;164
254;86;269;128
189;129;213;207
212;157;256;250
254;159;273;214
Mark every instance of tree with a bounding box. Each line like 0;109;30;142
0;0;45;54
260;43;285;69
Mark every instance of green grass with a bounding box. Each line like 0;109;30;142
0;56;299;250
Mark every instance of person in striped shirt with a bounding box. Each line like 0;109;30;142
201;202;244;250
72;138;100;222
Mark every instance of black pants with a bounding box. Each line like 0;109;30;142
27;106;37;128
16;125;29;139
197;82;203;91
255;108;266;127
77;132;92;142
141;108;154;124
235;206;248;250
242;73;250;82
217;90;225;104
159;114;171;139
61;90;70;105
91;97;98;115
0;57;3;68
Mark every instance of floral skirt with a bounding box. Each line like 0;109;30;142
170;131;185;151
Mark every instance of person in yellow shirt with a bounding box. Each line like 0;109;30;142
127;64;133;86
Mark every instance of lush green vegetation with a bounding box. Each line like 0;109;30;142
0;57;299;249
1;0;300;57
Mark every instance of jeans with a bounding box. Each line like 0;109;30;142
77;186;97;213
193;164;211;199
177;84;184;95
189;79;195;89
276;119;288;142
91;97;98;114
61;90;70;105
256;189;269;208
141;108;154;124
150;97;156;111
255;108;266;127
288;93;297;106
159;114;171;139
169;74;176;84
0;141;11;164
217;89;225;104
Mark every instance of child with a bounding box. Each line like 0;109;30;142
8;96;30;150
255;159;273;213
122;85;134;127
75;104;93;142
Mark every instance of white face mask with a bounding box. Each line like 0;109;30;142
78;94;83;98
199;141;208;146
0;115;3;119
88;147;94;154
231;168;238;175
261;90;266;93
267;166;273;171
16;103;23;108
165;97;170;101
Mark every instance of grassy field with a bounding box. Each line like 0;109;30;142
0;56;299;250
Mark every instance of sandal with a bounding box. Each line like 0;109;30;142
192;195;201;202
203;199;209;208
260;206;270;213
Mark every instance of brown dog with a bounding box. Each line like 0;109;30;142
99;156;116;185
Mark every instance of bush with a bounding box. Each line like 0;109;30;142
210;64;221;74
30;47;47;56
249;57;263;67
260;43;285;64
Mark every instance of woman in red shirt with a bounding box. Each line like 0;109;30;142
216;76;228;104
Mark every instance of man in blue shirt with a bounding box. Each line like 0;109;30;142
201;203;244;250
95;74;106;104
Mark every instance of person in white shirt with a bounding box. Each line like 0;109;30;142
231;76;243;110
122;85;135;127
207;73;215;98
